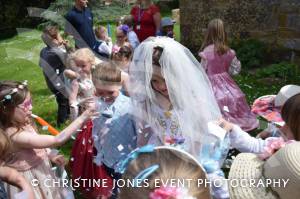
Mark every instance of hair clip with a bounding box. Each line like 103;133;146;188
0;88;18;104
120;25;129;34
115;145;155;174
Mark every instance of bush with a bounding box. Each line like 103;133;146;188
255;62;300;82
231;39;267;69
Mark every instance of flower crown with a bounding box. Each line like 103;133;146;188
0;80;28;106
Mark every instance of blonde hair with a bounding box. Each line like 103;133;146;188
67;48;95;68
95;25;107;38
201;18;229;55
92;61;122;85
119;148;210;199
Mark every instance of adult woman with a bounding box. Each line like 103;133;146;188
130;0;161;42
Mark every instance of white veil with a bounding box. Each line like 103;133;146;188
129;37;221;157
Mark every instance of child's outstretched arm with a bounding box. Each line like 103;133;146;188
219;119;271;153
9;105;98;149
229;124;267;153
0;166;35;199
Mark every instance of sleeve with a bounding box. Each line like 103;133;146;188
229;125;267;153
128;32;140;49
150;5;160;15
228;55;241;76
98;42;112;56
199;52;208;72
130;7;136;16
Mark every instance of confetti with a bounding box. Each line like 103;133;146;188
223;106;230;113
42;126;49;131
70;157;74;162
77;129;82;132
51;167;57;171
93;135;99;141
56;69;60;74
101;128;109;135
117;144;124;151
56;83;61;87
71;135;76;140
82;139;85;145
105;118;113;124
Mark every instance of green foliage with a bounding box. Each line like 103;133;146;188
255;62;300;81
231;39;267;69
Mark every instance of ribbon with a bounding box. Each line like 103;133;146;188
115;145;155;174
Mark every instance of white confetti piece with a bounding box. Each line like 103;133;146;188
223;106;229;113
56;83;61;87
71;135;76;140
70;157;74;162
101;128;109;135
42;126;48;131
138;129;143;134
82;139;85;145
117;144;124;151
105;118;113;124
93;135;99;141
144;124;151;128
51;167;57;171
77;129;82;132
56;69;60;74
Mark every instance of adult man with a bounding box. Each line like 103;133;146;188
65;0;96;49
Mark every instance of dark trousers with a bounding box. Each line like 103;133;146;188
103;164;122;199
44;74;70;126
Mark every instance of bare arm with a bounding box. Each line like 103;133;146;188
0;166;35;199
69;79;79;105
10;108;97;149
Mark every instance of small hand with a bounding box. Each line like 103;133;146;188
50;154;66;167
82;104;99;120
216;118;233;132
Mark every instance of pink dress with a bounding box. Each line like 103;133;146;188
199;45;258;131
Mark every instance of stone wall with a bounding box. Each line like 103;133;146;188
180;0;300;54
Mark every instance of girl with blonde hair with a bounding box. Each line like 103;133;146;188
117;145;211;199
199;18;258;132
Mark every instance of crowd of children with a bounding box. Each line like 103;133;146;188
0;4;300;199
